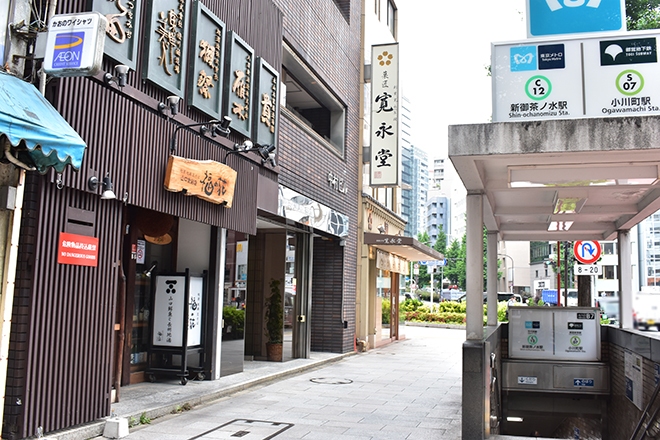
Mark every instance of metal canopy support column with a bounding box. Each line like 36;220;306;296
618;230;633;329
466;193;484;340
463;193;487;439
487;232;498;327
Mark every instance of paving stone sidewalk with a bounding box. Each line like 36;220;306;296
114;325;465;440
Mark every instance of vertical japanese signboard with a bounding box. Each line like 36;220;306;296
253;58;279;149
370;43;399;187
153;274;204;347
223;31;254;138
143;0;189;96
187;2;225;120
188;276;203;346
153;275;186;347
90;0;142;70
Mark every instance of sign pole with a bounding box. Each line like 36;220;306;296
557;241;562;306
430;267;434;311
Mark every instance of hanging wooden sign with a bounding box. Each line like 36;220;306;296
164;155;237;206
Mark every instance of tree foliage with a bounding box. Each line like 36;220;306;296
416;231;431;288
434;230;447;254
626;0;660;30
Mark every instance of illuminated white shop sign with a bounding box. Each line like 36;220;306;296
44;12;106;77
278;185;349;237
493;32;660;122
370;43;400;187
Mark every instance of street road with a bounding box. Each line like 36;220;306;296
121;326;465;439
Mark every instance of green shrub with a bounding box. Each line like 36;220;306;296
404;310;466;325
400;299;514;325
497;302;508;322
438;301;466;314
223;306;245;339
400;298;424;312
382;298;391;324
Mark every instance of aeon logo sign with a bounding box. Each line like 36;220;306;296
528;0;624;37
544;0;602;11
51;32;84;69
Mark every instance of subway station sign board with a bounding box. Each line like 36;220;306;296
509;307;600;361
493;31;660;122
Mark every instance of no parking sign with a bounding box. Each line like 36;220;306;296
573;240;602;264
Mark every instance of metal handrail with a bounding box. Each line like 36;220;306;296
630;379;660;440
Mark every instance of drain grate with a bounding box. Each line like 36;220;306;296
188;419;294;439
310;377;353;385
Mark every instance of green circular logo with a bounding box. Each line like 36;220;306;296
570;336;581;347
525;75;552;101
528;335;538;345
616;70;644;96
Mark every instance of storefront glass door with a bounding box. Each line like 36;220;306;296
123;208;177;385
221;230;248;376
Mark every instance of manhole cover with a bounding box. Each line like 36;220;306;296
310;377;353;385
188;419;293;439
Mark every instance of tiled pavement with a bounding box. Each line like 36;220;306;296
97;325;466;440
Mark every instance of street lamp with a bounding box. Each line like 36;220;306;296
498;254;515;294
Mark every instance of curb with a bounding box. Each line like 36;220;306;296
404;321;466;330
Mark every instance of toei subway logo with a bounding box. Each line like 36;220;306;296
52;32;84;68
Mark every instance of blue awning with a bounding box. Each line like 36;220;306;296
0;71;86;174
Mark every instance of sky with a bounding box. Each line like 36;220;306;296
396;0;528;158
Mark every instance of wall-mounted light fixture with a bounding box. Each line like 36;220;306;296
158;95;181;116
169;117;232;154
200;115;232;138
104;64;129;88
88;173;117;200
224;139;277;167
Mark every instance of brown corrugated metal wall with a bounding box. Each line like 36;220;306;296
3;0;283;437
47;0;283;234
4;175;122;439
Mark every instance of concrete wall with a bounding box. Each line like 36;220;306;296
606;327;660;440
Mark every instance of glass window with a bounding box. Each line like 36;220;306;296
282;45;346;155
387;0;396;37
603;243;615;255
599;265;615;280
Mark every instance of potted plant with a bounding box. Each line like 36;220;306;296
265;279;284;361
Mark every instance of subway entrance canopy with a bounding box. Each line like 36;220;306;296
0;71;87;174
448;116;660;241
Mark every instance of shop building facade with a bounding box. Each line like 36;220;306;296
0;0;360;437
